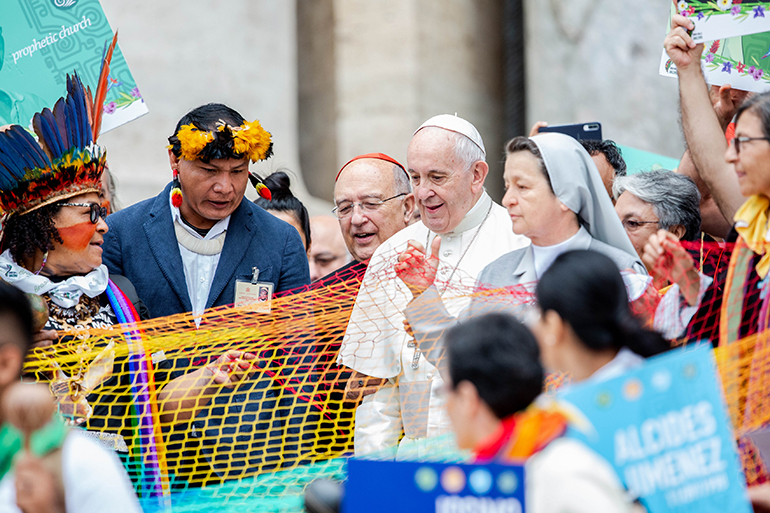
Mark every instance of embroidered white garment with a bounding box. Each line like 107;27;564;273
170;196;230;317
653;272;714;339
0;249;109;308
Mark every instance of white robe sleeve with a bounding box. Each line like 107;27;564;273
354;380;402;457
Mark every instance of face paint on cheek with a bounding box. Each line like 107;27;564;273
57;222;97;251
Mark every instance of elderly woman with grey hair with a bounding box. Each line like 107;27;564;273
614;169;713;338
613;169;701;258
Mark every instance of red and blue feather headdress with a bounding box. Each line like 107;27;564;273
0;34;118;216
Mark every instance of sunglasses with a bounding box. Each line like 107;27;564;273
59;202;108;224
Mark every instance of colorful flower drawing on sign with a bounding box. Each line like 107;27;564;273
718;0;733;11
0;0;147;132
674;1;770;42
662;30;770;93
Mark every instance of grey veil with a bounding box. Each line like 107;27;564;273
530;132;644;270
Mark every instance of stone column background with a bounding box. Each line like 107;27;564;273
299;0;506;203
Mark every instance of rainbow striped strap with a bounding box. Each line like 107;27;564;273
105;280;170;500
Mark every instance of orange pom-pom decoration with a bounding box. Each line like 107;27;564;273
256;182;271;201
171;187;183;208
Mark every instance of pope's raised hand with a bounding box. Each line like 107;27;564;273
395;236;442;297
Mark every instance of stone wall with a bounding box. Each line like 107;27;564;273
524;0;684;159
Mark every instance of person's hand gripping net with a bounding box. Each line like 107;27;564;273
395;236;442;297
642;229;701;307
205;350;256;389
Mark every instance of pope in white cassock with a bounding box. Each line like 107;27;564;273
338;115;530;456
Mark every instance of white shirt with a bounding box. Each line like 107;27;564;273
531;228;589;279
170;197;230;318
526;227;651;302
527;437;639;513
0;431;142;513
344;192;529;454
653;272;713;340
339;191;530;379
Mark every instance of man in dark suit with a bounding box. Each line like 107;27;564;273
101;103;309;484
102;103;309;319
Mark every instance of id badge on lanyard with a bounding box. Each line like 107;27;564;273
235;267;273;312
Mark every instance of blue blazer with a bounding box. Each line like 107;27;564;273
102;183;310;318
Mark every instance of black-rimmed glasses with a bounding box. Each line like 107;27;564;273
332;193;407;220
621;219;659;232
60;202;108;224
730;136;770;154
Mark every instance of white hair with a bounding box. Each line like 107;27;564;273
452;131;486;172
392;165;411;194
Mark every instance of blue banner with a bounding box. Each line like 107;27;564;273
345;459;525;513
557;345;751;512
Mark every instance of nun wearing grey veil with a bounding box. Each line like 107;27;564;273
475;131;646;288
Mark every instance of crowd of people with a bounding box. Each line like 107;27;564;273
2;12;770;513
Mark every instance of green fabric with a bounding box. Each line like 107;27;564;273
0;424;20;480
141;458;347;513
0;418;68;480
616;144;680;175
725;241;754;345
